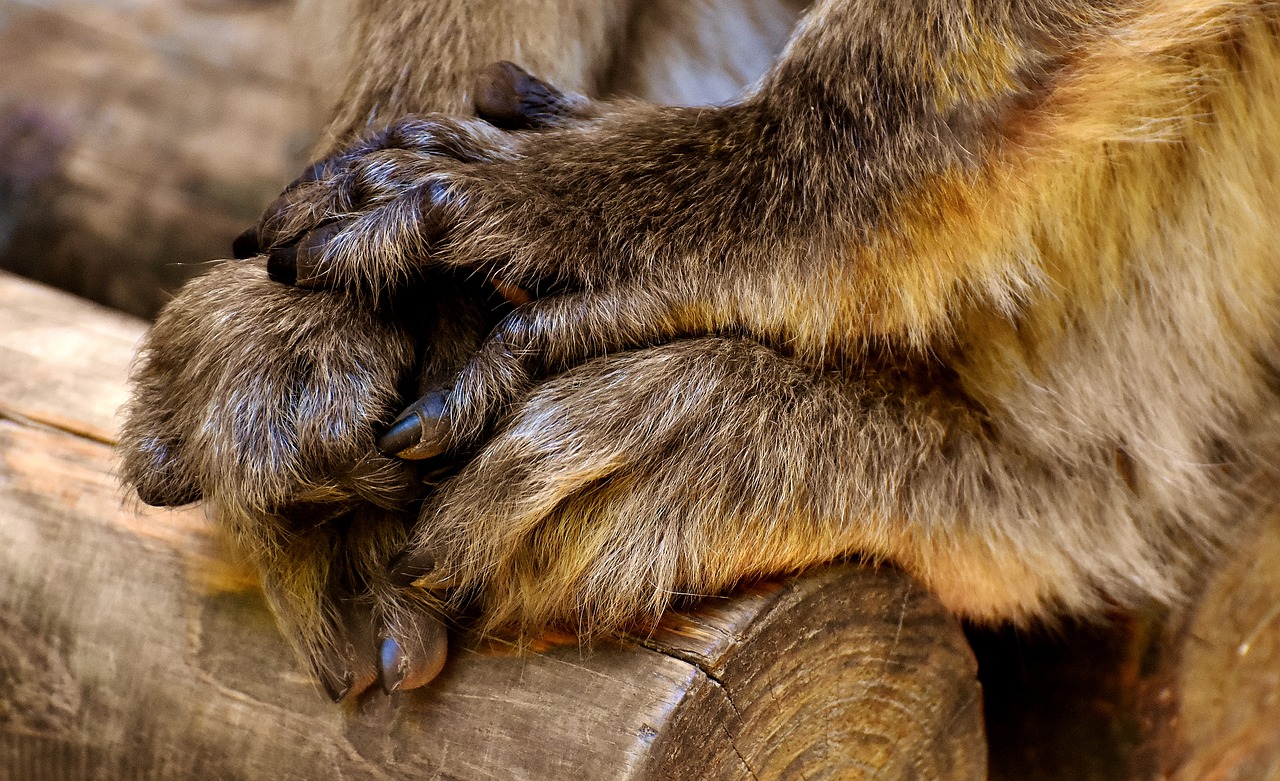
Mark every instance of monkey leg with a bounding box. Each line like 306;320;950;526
379;336;1196;667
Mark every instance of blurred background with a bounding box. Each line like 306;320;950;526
0;0;326;318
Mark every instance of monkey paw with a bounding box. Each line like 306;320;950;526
118;259;494;699
382;338;828;640
233;61;600;300
119;259;425;513
239;61;784;460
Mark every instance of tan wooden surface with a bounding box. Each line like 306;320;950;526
0;270;986;780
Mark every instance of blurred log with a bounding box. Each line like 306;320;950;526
0;0;323;317
972;515;1280;781
0;271;987;780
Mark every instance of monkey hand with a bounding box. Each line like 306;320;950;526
118;260;498;700
243;63;820;462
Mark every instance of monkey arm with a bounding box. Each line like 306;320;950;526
252;0;1272;461
380;336;1190;646
261;0;1142;336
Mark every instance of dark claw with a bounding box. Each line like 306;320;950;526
377;412;422;455
378;388;451;459
232;227;261;259
266;244;297;285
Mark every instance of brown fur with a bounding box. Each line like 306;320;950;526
120;0;1280;699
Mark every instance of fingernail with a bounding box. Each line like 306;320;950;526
388;550;436;588
378;390;452;459
267;245;297;285
232;227;260;259
378;411;425;455
379;636;407;694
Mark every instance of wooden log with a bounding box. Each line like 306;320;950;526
972;517;1280;781
0;0;322;318
0;271;986;780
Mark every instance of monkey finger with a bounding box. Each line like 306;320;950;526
475;61;596;130
378;610;449;693
255;182;346;255
232;226;261;259
380;116;502;163
266;220;351;287
238;155;355;257
378;388;452;460
269;176;460;294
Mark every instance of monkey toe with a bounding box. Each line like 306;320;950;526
309;601;382;703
